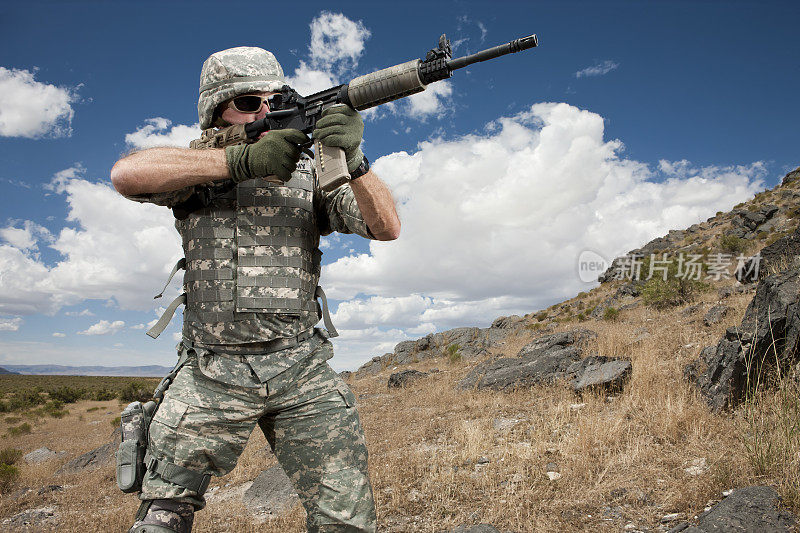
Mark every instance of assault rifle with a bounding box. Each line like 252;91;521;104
189;33;538;193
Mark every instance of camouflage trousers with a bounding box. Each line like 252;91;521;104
140;330;377;532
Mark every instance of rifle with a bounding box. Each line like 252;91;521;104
189;33;538;193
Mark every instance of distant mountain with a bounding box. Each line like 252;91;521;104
0;366;19;374
2;365;172;377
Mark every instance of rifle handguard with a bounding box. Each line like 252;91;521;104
189;124;249;149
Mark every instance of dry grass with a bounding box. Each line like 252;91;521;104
0;285;796;532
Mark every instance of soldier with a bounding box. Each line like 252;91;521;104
111;47;400;533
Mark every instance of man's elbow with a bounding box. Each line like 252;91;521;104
374;219;401;241
110;160;137;196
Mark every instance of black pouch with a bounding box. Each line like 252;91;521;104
116;400;156;493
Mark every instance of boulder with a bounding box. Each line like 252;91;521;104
55;428;120;475
567;356;631;393
667;486;796;532
2;506;58;530
388;369;428;388
703;304;731;327
687;266;800;410
241;464;299;520
491;315;524;329
459;329;596;391
23;447;58;465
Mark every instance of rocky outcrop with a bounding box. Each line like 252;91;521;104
568;355;631;393
388;369;428;388
728;205;779;239
459;329;596;390
667;486;796;532
739;227;800;281
686;266;800;411
354;324;511;379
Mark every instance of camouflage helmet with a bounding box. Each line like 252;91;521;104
197;47;285;129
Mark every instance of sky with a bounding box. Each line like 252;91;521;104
0;0;798;371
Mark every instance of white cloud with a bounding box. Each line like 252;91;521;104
406;81;453;120
0;221;52;251
0;317;23;332
52;332;66;338
0;165;182;316
284;12;370;96
125;118;202;149
77;319;125;336
575;60;619;78
308;12;370;74
64;309;93;317
0;67;78;138
320;102;765;367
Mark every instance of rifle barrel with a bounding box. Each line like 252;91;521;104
447;34;538;71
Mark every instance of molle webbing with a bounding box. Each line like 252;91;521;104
145;452;211;494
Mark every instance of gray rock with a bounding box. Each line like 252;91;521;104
338;370;352;380
2;506;58;531
676;486;796;532
23;447;57;465
703;304;731;327
567;356;631;393
687;266;800;410
780;167;800;187
388;369;428;388
54;429;120;475
491;315;524;329
740;227;800;281
459;329;596;391
242;464;299;519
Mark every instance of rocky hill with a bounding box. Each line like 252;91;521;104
2;168;799;532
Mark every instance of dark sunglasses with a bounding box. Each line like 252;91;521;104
227;94;267;113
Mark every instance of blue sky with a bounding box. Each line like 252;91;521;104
0;1;797;371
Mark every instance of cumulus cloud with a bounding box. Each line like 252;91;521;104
575;60;619;78
0;221;52;252
52;332;66;338
77;320;125;336
125;118;202;149
0;317;23;332
0;165;182;316
406;81;453;120
0;67;79;138
320;102;765;365
284;12;371;96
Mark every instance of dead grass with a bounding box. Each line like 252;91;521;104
0;284;795;532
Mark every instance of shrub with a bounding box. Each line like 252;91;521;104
0;463;19;492
111;416;121;429
49;386;86;404
7;423;32;436
719;235;748;254
603;307;620;321
86;406;100;412
0;448;22;466
446;344;462;364
4;416;21;424
641;260;706;309
119;381;152;403
534;311;548;321
92;388;117;401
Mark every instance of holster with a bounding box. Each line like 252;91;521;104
116;400;156;493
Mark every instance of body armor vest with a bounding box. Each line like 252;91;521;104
147;160;337;345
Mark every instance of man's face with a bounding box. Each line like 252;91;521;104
218;91;276;126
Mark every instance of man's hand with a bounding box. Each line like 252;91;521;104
313;105;364;173
225;129;309;183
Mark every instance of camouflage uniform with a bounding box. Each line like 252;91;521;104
123;47;378;532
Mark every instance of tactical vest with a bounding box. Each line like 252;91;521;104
147;160;337;345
